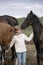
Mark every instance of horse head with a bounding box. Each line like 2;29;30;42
21;11;34;29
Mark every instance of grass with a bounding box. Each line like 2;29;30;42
26;44;37;65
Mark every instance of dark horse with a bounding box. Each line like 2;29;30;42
0;15;18;26
21;11;43;65
0;15;18;62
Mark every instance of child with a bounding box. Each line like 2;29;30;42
9;25;34;65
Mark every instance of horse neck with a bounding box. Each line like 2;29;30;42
32;20;42;35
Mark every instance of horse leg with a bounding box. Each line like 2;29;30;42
36;44;41;65
1;52;2;65
0;51;3;65
1;49;5;65
0;45;2;65
11;45;16;60
37;52;40;65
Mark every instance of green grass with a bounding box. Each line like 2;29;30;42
40;17;43;24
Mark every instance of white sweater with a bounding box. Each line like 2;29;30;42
10;32;34;52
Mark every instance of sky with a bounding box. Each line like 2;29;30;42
0;0;43;18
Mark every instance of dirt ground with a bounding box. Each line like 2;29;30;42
0;44;43;65
26;44;37;65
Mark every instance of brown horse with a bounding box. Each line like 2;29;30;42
0;15;18;60
0;15;18;26
21;11;43;65
0;23;15;65
0;23;15;49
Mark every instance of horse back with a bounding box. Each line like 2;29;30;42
0;15;18;26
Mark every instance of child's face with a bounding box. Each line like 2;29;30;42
15;29;21;34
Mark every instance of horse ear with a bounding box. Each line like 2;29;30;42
30;11;33;15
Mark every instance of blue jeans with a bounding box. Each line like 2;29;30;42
16;52;26;65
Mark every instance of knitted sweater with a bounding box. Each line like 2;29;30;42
10;32;34;52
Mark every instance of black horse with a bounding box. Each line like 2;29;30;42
21;11;43;65
0;15;18;64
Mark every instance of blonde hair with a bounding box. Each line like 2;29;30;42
14;25;21;32
14;25;20;29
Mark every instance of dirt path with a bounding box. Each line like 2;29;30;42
0;44;43;65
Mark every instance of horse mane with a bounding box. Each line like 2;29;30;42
32;13;43;34
5;18;17;26
33;14;42;26
3;15;18;26
3;15;17;21
0;15;18;26
30;11;42;27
